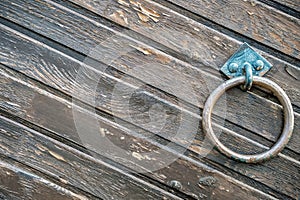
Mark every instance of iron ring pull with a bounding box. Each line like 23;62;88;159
202;43;294;163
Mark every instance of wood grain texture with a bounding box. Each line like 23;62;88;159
0;0;299;109
0;66;282;200
0;116;184;200
0;15;299;156
0;0;299;199
159;0;300;59
0;111;280;199
0;160;91;200
272;0;300;12
64;0;300;75
0;11;300;156
0;30;299;198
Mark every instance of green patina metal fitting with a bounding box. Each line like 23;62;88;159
220;43;272;79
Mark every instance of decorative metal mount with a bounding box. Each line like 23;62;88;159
202;42;294;163
220;43;272;79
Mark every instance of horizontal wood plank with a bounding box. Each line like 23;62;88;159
0;0;299;198
0;159;91;200
0;0;299;108
0;112;280;200
272;0;300;12
0;116;184;200
0;14;300;156
0;0;299;199
153;0;300;59
0;50;298;198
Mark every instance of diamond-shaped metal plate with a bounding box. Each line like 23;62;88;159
220;43;272;79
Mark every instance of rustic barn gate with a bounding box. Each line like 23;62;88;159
0;0;299;199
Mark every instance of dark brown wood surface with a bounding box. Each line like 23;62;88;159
272;0;300;12
0;0;299;199
1;0;298;108
159;0;300;60
0;73;277;199
0;61;288;200
0;158;92;200
0;0;299;154
0;115;186;200
0;21;299;198
65;0;300;61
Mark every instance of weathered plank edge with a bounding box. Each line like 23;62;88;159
0;20;299;155
0;63;295;199
0;159;91;200
1;0;299;108
153;0;300;59
0;115;185;200
270;0;300;14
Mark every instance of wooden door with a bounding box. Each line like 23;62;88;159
0;0;299;199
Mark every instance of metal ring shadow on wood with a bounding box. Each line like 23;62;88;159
202;76;294;163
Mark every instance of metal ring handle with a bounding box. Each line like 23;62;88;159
203;76;294;163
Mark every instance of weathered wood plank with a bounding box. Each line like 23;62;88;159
0;55;298;198
0;112;281;200
0;0;299;109
69;0;300;62
0;16;300;156
0;0;298;199
272;0;300;12
0;117;184;200
153;0;300;59
0;159;91;200
0;2;298;197
73;0;299;86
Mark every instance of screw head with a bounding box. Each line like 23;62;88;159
255;60;264;70
228;63;239;73
199;176;217;186
168;180;182;190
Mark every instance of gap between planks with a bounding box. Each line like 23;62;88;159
0;62;297;199
0;15;300;155
0;114;280;200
